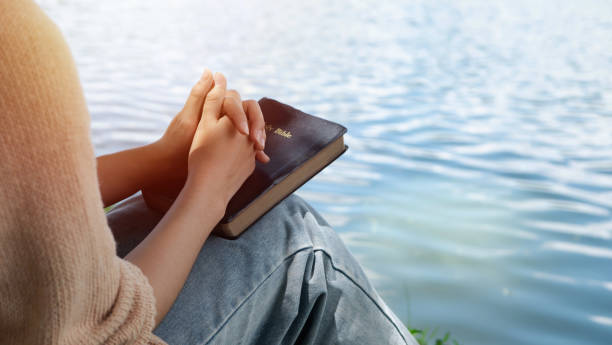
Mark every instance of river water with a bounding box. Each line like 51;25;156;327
41;0;612;344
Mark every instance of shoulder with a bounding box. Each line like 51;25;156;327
0;0;85;129
0;0;64;48
0;0;74;83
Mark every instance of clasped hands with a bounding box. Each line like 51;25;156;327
143;70;269;213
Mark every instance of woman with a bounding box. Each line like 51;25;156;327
0;1;415;344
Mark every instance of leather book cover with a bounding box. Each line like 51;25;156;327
219;97;347;227
142;98;347;237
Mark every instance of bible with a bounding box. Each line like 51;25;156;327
215;98;347;238
143;98;347;238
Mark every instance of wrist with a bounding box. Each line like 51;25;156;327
181;174;227;221
138;142;164;184
149;139;172;166
148;140;186;184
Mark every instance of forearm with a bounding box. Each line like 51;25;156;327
122;71;258;327
97;142;170;207
124;177;225;326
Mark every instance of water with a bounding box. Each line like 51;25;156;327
40;0;612;344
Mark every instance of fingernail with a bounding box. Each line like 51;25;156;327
213;72;223;85
259;129;266;148
201;68;212;80
241;121;250;135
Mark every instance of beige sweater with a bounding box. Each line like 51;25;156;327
0;1;166;344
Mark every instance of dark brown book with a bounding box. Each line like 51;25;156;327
215;98;347;238
142;98;347;238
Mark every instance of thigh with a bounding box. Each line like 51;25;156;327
106;193;163;258
147;194;416;345
107;193;415;344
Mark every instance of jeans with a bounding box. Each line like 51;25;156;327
107;194;417;345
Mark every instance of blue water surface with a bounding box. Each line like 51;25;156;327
41;0;612;344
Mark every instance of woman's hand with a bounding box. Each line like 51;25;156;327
152;69;213;185
142;70;269;212
125;73;270;326
185;72;262;207
152;69;269;183
222;90;270;164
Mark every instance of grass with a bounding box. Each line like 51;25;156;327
408;327;462;345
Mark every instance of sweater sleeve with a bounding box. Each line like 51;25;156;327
0;1;166;344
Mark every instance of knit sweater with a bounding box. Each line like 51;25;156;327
0;1;166;344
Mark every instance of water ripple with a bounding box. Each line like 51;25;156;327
41;0;612;344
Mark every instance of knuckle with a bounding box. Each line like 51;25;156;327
246;100;260;112
222;99;239;116
182;115;198;128
223;95;239;107
245;100;264;122
227;89;241;100
205;88;224;103
190;82;206;98
254;119;265;129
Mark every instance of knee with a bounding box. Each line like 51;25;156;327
243;193;337;257
259;194;351;259
271;194;331;229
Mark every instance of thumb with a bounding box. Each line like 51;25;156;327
202;72;227;123
182;69;213;122
190;72;228;156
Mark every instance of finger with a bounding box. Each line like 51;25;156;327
222;96;250;135
226;89;242;104
256;150;270;163
243;100;266;150
202;72;227;122
182;69;213;121
224;89;249;134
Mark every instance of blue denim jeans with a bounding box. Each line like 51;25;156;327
107;194;416;345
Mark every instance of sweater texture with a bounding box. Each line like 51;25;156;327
0;1;167;344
